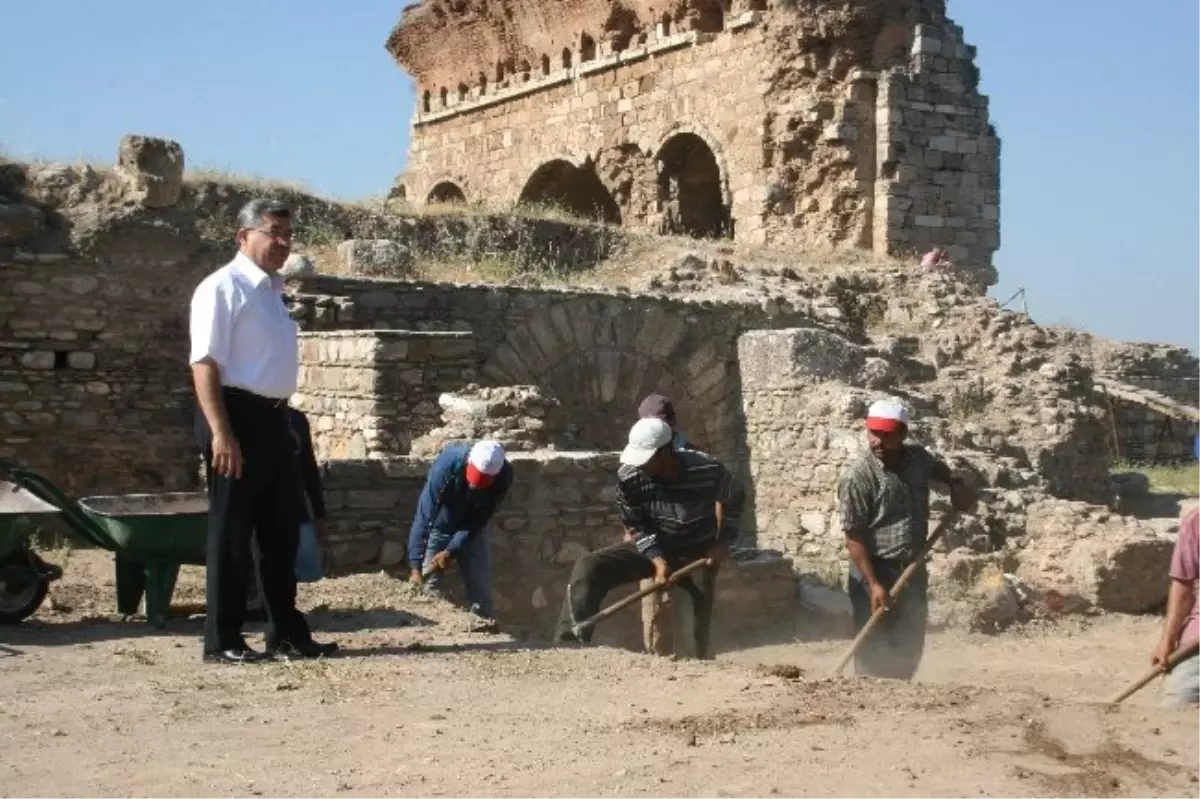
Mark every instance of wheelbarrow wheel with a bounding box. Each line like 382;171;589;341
0;565;50;624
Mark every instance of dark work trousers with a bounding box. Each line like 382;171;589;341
554;542;719;659
847;556;929;680
195;387;311;654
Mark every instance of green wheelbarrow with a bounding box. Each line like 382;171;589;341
0;461;207;629
0;481;65;623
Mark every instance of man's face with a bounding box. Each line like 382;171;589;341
867;425;906;459
237;212;292;272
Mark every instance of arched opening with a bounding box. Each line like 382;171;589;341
456;83;468;102
518;160;621;225
495;62;505;84
660;13;672;36
478;71;488;94
561;48;573;69
692;0;725;33
519;59;531;82
541;54;551;75
427;181;467;205
422;90;431;113
580;34;596;62
656;132;731;239
439;87;448;107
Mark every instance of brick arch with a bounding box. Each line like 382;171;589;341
516;158;622;225
653;126;733;239
427;180;468;204
651;124;732;207
479;300;737;458
420;174;471;205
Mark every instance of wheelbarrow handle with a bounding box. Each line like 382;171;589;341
572;557;713;637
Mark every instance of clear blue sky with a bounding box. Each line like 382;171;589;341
1;1;1195;352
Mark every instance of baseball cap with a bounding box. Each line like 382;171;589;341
466;440;505;487
865;399;910;433
638;393;677;426
620;418;673;467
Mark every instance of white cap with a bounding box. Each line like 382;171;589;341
620;418;673;467
468;440;506;476
865;399;910;432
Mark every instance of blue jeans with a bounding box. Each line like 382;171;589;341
423;528;494;620
1163;653;1199;707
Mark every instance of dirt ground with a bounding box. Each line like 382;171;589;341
1;549;1196;798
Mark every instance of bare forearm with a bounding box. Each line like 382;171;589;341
1160;581;1195;646
191;360;231;437
845;537;878;586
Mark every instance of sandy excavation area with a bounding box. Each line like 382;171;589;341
0;549;1196;798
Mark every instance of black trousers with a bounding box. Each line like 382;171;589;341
554;542;719;659
195;388;310;654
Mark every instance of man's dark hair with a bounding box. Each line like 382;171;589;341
236;198;291;231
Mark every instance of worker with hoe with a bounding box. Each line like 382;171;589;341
631;392;691;655
408;440;512;625
1149;437;1199;707
555;417;745;659
837;399;976;679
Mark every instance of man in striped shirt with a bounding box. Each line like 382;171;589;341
554;418;744;658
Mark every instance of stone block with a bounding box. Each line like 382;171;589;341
281;254;318;278
337;239;415;276
0;202;43;243
19;351;55;370
113;134;184;208
67;352;96;370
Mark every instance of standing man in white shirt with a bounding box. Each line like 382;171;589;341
189;199;337;664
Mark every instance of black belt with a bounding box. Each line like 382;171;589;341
223;386;289;411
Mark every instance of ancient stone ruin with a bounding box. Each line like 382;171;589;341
387;0;1001;286
1;125;1196;648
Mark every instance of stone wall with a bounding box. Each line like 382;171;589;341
737;327;899;581
287;274;821;462
0;236;219;496
293;330;476;460
390;1;1000;282
874;21;1000;285
320;450;796;649
1101;374;1199;466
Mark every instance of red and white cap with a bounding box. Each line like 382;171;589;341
865;399;910;433
466;440;506;486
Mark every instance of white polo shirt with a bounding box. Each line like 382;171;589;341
188;251;299;400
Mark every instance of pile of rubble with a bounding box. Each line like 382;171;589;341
639;248;1192;632
409;384;566;457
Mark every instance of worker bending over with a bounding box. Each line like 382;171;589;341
408;440;512;624
555;418;744;659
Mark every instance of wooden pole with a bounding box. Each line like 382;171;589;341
1106;638;1200;705
572;557;712;637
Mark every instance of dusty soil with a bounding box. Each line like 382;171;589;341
1;549;1196;798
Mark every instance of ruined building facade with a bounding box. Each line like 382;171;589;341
387;0;1001;285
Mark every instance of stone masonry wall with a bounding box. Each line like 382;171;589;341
0;244;221;496
874;21;1000;286
320;451;796;650
393;2;1000;281
287;274;823;463
293;330;476;460
1102;375;1199;465
401;20;775;241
